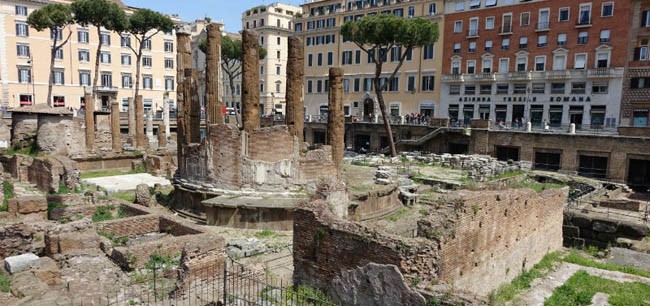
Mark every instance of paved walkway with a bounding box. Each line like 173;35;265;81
82;173;170;193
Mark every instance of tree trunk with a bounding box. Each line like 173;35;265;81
227;71;240;125
134;47;142;99
92;27;103;97
47;33;58;106
373;62;397;157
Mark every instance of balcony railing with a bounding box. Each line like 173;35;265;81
95;86;119;93
442;74;465;83
576;19;592;27
499;25;512;34
535;22;550;31
467;29;479;37
508;71;532;80
545;70;571;80
472;72;496;81
587;68;623;78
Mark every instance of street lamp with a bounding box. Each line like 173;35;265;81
28;55;36;104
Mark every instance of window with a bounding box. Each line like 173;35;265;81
363;78;373;91
122;74;132;88
454;43;461;53
53;96;65;107
551;83;565;95
78;30;89;43
276;66;281;75
55;48;63;60
405;49;412;61
164;40;173;52
452;61;461;74
643;11;650;27
260;65;264;75
407;76;416;92
631;77;650;89
78;49;90;62
143;56;152;68
557;33;567;46
355;50;361;64
482;59;492;72
307;80;313;93
498;58;509;73
388;77;399;92
367;49;375;63
79;71;90;86
17;44;30;57
390;46;401;62
596;53;609;68
502;14;512;33
142;39;151;50
121;54;131;65
574;54;587;69
18;68;31;83
467;60;476;74
469;0;480;9
143;75;153;89
454;21;462;33
485;40;493;51
496;83;509;94
469;41;476;53
464;85;476;95
100;52;111;64
519;36;528;49
101;73;112;88
277;37;281;45
16;22;29;37
393;8;404;17
532;83;545;94
341;51;352;65
406;6;415;18
121;34;130;47
537;35;547;47
19;95;33;107
316;80;322;93
455;1;463;11
449;85;461;95
423;44;434;60
538;9;550;30
100;32;111;45
513;83;527;94
308;54;313;67
480;84;492;95
164;58;174;69
277;50;281;59
571;82;586;94
600;30;610;43
486;17;495;30
601;2;613;17
559;7;569;21
468;18;479;36
260;36;264;45
516;57;527;71
520;12;530;26
535;56;545;71
553;54;566;70
165;77;174;91
592;81;608;94
15;5;28;16
317;53;323;66
354;78;360;92
486;0;497;7
502;38;510;50
53;70;64;85
578;31;588;44
578;3;591;25
51;28;62;40
422;76;435;91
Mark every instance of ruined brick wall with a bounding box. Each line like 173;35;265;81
563;211;650;249
11;113;38;148
37;116;86;157
94;114;112;152
96;215;160;238
248;126;294;162
159;217;203;236
207;123;242;189
26;156;79;194
299;146;337;181
1;154;34;182
109;233;209;270
435;188;566;296
0;223;42;259
183;143;211;183
348;185;401;221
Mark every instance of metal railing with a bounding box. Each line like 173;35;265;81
489;122;618;134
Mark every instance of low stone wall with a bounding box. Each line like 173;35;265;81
96;215;161;238
348;184;401;221
48;201;150;223
7;196;47;220
0;223;43;259
37;116;85;156
205;205;294;231
563;210;650;248
27;156;79;193
44;218;97;256
74;154;143;171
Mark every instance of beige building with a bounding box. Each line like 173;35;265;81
0;0;179;112
296;0;444;121
242;3;302;116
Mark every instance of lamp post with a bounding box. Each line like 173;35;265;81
28;55;35;105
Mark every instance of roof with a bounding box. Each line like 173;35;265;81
11;104;73;116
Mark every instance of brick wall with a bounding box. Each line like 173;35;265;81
96;215;160;238
248;126;294;162
299;146;337;181
208;123;242;189
435;188;566;296
563;210;650;249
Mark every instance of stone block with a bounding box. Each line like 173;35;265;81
592;220;618;233
562;225;579;237
617;221;649;239
4;253;40;274
8;196;47;214
34;257;61;286
56;231;99;255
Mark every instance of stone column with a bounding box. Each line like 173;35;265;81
158;123;167;148
135;95;145;149
110;100;121;152
163;96;170;137
182;69;192;145
128;97;135;138
146;110;154;143
241;30;260;133
285;36;304;144
189;69;201;143
176;26;192;167
205;23;223;127
327;67;344;179
84;90;94;152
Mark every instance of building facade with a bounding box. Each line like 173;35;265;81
439;0;630;129
296;0;444;121
621;0;650;127
242;3;302;116
0;0;179;112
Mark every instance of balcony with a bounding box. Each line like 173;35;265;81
467;29;479;38
535;22;550;32
499;25;512;35
545;70;571;80
576;19;592;28
587;68;623;79
442;74;465;83
472;72;496;82
508;71;532;81
95;86;119;93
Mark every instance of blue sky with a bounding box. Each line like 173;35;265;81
123;0;304;32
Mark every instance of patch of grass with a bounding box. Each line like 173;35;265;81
508;178;566;192
1;181;14;211
79;166;146;179
144;253;180;270
0;273;10;292
92;205;115;222
489;170;527;181
98;231;129;246
564;251;650;278
489;252;562;306
57;180;69;194
544;270;650;306
112;191;136;203
385;207;410;222
5;142;38;157
47;201;67;219
254;229;279;239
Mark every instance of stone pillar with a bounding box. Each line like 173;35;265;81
285;36;304;144
84;90;94;152
189;69;201;143
176;26;192;169
127;97;135;138
205;23;223;127
110;100;121;152
163;97;170;137
182;69;192;145
135;95;145;149
327;67;344;179
241;30;260;133
146;110;154;143
158;123;167;148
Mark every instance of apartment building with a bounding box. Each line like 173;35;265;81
621;0;650;127
242;3;302;116
0;0;179;112
295;0;444;120
439;0;630;128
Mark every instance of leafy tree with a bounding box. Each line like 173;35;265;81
341;14;439;157
27;3;74;106
126;9;174;99
71;0;127;96
198;35;266;113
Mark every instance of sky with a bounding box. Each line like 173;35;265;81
123;0;305;32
